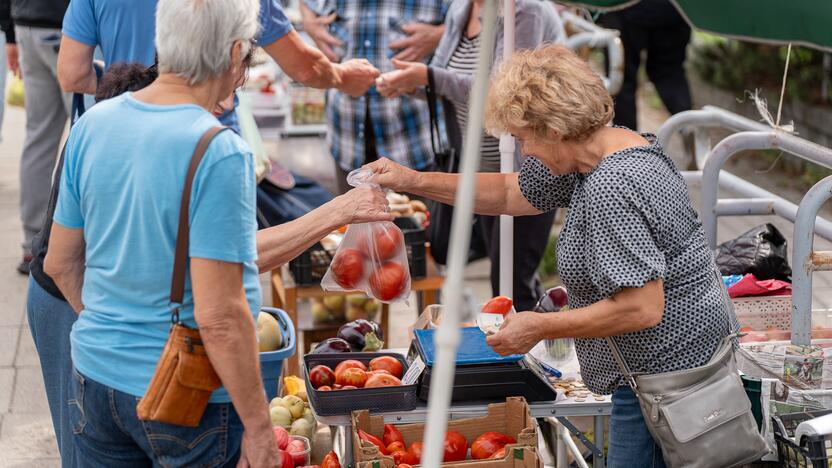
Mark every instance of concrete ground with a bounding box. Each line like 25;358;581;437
0;88;830;466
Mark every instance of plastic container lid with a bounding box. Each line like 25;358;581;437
414;327;524;366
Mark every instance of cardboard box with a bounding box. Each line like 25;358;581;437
357;446;542;468
351;397;537;466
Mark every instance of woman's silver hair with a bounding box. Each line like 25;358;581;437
156;0;260;84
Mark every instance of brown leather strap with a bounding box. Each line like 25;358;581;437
170;126;229;314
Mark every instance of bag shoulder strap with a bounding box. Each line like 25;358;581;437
170;126;229;321
426;67;452;160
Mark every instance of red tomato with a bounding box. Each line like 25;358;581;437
369;262;408;301
278;449;294;468
444;431;468;462
387;441;406;453
287;439;307;466
332;384;342;390
471;432;516;459
358;224;403;261
322;451;341;468
490;447;507;459
364;373;401;388
318;385;332;391
369;369;392;376
391;451;407;465
273;426;289;450
340;385;358;390
384;424;405;446
330;248;365;289
358;429;388;454
334;359;367;375
482;296;513;316
403;442;423;465
370;356;404;379
309;365;336;389
397;465;414;468
336;367;368;387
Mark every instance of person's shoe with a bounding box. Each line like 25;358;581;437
17;252;33;275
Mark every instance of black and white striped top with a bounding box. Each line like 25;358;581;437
446;34;502;172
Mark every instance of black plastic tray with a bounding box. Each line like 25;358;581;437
408;342;559;403
303;352;418;416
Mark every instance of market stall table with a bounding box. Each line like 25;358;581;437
306;349;612;468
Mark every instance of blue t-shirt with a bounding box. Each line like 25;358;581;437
62;0;293;68
54;93;262;402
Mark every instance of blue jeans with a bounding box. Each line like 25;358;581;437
69;368;244;467
607;386;668;468
27;276;77;467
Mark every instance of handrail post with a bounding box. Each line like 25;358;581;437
792;175;832;345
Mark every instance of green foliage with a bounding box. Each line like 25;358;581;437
537;234;558;279
691;34;830;105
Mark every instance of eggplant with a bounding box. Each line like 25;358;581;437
312;337;352;354
337;319;384;352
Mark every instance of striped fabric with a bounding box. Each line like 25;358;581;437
445;34;502;172
307;0;448;171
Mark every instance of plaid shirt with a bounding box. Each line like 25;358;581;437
306;0;447;171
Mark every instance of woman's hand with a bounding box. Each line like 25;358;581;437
486;312;547;356
333;186;395;225
237;426;281;468
362;157;419;192
376;59;428;98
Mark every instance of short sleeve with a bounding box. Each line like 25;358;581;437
62;0;98;46
257;0;293;46
518;157;578;211
584;171;666;298
53;137;84;229
189;150;257;264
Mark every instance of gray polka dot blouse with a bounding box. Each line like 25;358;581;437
519;133;735;395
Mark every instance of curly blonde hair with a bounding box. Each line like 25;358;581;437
485;44;614;141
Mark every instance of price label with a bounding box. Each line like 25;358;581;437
402;356;426;385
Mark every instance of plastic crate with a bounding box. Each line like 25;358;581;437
259;307;296;399
302;352;418;416
733;295;792;330
289;218;427;286
394;217;426;279
772;411;832;468
289;242;334;286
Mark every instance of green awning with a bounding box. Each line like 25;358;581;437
556;0;832;52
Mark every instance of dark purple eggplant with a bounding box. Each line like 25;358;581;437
337;319;384;352
312;337;352;354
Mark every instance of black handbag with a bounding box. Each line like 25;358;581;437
424;69;487;265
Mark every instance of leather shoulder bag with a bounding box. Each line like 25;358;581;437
136;126;229;427
605;272;768;467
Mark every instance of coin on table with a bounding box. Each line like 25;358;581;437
594;396;605;401
575;397;586;402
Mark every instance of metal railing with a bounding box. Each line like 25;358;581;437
561;11;624;96
656;107;832;345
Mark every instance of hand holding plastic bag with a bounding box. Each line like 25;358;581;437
322;169;411;303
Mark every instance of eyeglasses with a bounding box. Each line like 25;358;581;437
234;39;257;89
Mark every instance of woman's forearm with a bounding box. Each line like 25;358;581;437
199;300;271;434
51;264;85;314
408;171;540;216
256;202;344;273
537;281;665;339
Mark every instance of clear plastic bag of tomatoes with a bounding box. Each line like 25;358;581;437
321;169;411;303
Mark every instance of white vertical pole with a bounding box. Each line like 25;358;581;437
498;0;516;298
420;1;499;467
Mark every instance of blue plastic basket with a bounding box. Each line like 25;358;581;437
258;307;296;399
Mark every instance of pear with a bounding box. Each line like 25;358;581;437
311;302;331;324
322;295;345;312
269;397;287;409
290;418;315;440
283;394;305;419
270;406;292;427
302;407;316;426
346;294;368;307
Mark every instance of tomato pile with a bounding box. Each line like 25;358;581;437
309;357;404;391
272;427;319;468
323;221;411;303
357;424;518;466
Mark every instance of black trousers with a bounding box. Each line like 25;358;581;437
477;210;556;311
601;0;692;129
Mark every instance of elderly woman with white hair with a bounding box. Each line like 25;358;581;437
42;0;390;466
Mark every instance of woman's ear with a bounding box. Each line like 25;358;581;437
230;40;243;73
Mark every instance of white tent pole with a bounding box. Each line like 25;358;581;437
420;1;499;467
498;0;516;298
